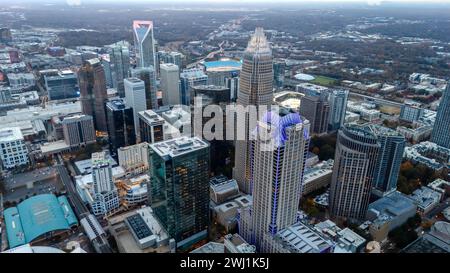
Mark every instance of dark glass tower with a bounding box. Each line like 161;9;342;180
106;99;136;157
431;82;450;149
149;137;210;250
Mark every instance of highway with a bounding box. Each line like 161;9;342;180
55;155;90;219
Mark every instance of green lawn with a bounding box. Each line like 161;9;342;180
311;75;338;86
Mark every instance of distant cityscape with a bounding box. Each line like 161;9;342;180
0;0;449;255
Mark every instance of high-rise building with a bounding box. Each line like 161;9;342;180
124;78;146;141
159;51;184;68
91;152;120;216
130;67;158;110
138;110;165;144
273;59;285;90
300;94;330;135
0;127;28;169
234;27;274;194
180;68;208;106
62;114;96;148
133;20;157;69
160;63;180;106
117;142;149;173
78;58;108;132
226;76;240;102
149;136;210;249
240;109;310;253
431;83;450;149
372;126;406;197
44;70;80;101
329;125;380;220
328;89;349;132
107;43;130;97
105;99;136;157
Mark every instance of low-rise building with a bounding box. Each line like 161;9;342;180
210;175;240;205
366;191;418;242
108;206;176;253
0;127;28;169
410;186;442;215
301;160;333;196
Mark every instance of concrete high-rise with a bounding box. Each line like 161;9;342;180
160;63;180;106
300;94;330;135
78;58;108;132
431;82;450;149
107;43;130;97
149;136;210;250
105;99;136;157
329;125;380;220
234;27;274;194
133;20;157;69
328;89;349;132
91;152;120;216
241;109;310;253
130;66;158;110
124;78;146;141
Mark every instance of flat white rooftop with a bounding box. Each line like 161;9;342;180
150;136;208;158
0;127;24;142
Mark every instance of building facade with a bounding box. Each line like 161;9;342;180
105;99;136;157
91;152;120;216
107;43;130;97
328;89;349;132
133;20;157;69
329;125;380;220
241;110;310;253
149;136;210;249
160;63;180;106
124;78;146;141
78;58;108;131
130;66;158;110
234;27;274;194
0;127;28;169
62;114;96;148
431;82;450;149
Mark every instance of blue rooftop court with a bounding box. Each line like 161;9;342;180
3;194;78;248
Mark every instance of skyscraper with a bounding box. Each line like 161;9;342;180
78;58;108;132
105;99;136;157
149;136;210;250
300;94;330;135
234;27;274;194
107;43;130;97
241;109;310;253
124;77;146;141
431;82;450;149
91;152;120;216
328;89;349;132
130;66;158;110
160;63;180;106
329;125;380;220
179;68;208;106
138;110;165;144
133;20;157;69
372;126;405;197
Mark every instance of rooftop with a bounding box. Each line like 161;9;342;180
150;136;209;159
3;194;78;248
